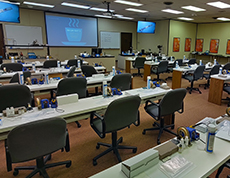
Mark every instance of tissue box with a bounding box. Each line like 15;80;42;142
195;117;215;133
121;149;159;178
57;93;78;105
92;74;104;78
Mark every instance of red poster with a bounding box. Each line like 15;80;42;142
227;40;230;55
210;39;219;53
195;39;203;52
185;38;191;52
173;37;180;52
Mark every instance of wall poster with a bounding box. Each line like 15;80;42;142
226;40;230;55
195;39;203;52
173;37;180;52
209;39;219;53
185;38;191;52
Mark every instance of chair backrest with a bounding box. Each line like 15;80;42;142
167;56;175;61
159;88;187;116
23;71;31;81
43;60;57;68
7;118;67;163
103;95;141;132
67;59;83;67
66;66;76;78
176;59;183;66
56;77;87;98
157;60;168;73
133;57;146;68
222;63;230;71
1;63;23;72
193;65;205;80
10;71;32;84
0;84;31;112
188;58;196;65
110;73;132;91
81;65;97;77
209;64;220;77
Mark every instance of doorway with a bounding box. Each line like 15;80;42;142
121;33;132;54
0;24;5;60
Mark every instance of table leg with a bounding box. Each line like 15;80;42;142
172;70;182;89
125;60;131;73
208;78;224;105
144;64;151;81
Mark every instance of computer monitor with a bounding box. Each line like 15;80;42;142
91;48;102;55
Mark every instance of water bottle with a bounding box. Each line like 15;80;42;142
45;73;49;84
57;61;61;68
32;62;36;71
219;68;222;74
46;55;49;60
183;55;186;61
103;81;107;97
199;60;202;66
147;76;151;89
170;56;173;61
206;123;216;153
11;56;15;63
112;66;116;76
176;61;179;69
155;56;158;62
78;59;81;68
74;55;77;59
214;59;216;65
19;72;24;84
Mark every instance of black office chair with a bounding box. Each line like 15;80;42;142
132;57;146;77
5;117;71;177
67;59;83;67
188;58;196;65
9;71;32;84
43;60;57;68
221;86;230;106
90;95;141;165
199;64;220;89
142;88;187;144
66;66;76;78
167;56;175;61
183;65;205;94
1;63;23;72
215;159;230;178
151;60;168;81
222;62;230;72
166;59;183;80
110;73;132;91
0;84;31;112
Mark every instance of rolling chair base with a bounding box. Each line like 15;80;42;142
222;97;230;107
93;132;137;166
186;87;202;94
132;69;143;77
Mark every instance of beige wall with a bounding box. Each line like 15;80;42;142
168;20;197;59
137;20;169;55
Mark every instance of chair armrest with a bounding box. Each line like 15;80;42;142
177;102;184;114
90;112;106;138
133;110;140;126
65;129;70;152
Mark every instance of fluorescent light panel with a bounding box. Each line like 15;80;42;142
117;16;134;20
23;1;54;8
181;5;206;12
61;2;90;9
162;9;184;14
1;0;20;5
114;0;142;6
178;17;194;21
207;1;230;9
217;17;230;21
90;7;114;12
126;8;148;13
95;15;112;18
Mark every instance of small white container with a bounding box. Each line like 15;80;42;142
32;62;36;71
45;73;49;84
18;72;24;84
78;59;81;68
206;123;216;153
112;66;116;76
103;81;107;97
147;76;151;89
199;60;202;66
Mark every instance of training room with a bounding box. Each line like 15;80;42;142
0;0;230;178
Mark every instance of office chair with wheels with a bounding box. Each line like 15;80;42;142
1;63;23;72
142;88;187;144
188;58;196;65
199;64;220;89
0;84;31;112
166;59;183;80
66;66;76;78
90;95;141;165
67;59;83;67
183;65;205;94
5;117;71;178
132;57;146;77
110;73;132;91
151;60;168;81
222;62;230;72
43;60;58;68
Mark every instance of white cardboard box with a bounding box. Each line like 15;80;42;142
57;93;78;105
121;149;159;178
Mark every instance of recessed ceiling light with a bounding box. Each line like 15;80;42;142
162;9;184;14
95;15;112;18
181;6;206;12
177;17;194;21
217;17;230;21
117;16;134;20
90;7;114;12
114;0;142;6
126;8;148;13
207;1;230;9
23;1;54;8
61;2;90;9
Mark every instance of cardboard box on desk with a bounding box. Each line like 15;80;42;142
121;149;159;178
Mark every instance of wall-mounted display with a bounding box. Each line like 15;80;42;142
210;39;219;53
226;40;230;55
195;39;203;52
173;37;180;52
185;38;191;52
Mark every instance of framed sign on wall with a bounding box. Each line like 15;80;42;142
226;40;230;55
185;38;191;52
195;39;203;52
210;39;219;53
173;37;180;52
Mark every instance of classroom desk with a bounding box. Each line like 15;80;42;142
90;131;230;178
208;74;230;105
0;87;170;140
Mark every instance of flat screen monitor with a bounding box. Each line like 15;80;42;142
0;1;20;23
45;12;98;47
137;21;156;34
92;48;102;55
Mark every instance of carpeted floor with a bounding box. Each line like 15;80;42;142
0;71;229;178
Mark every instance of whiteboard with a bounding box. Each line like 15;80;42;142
100;31;120;49
5;25;43;45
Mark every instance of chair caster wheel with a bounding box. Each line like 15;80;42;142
189;91;191;94
93;160;97;166
133;148;137;153
66;161;72;168
96;144;100;149
13;170;19;176
199;91;202;94
157;140;161;145
142;130;146;135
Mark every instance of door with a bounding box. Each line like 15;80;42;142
0;24;5;60
121;33;132;54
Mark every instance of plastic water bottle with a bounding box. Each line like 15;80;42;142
170;56;173;61
206;124;216;153
214;59;216;65
112;66;116;76
176;61;179;69
183;55;186;60
11;56;15;63
45;73;49;84
155;56;158;62
46;55;49;60
103;81;107;97
219;68;222;74
32;62;36;71
19;72;24;84
74;55;77;59
199;60;202;65
57;61;61;68
147;76;151;89
78;60;81;68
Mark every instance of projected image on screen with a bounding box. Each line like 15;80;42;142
45;13;98;47
137;21;156;34
0;2;20;23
